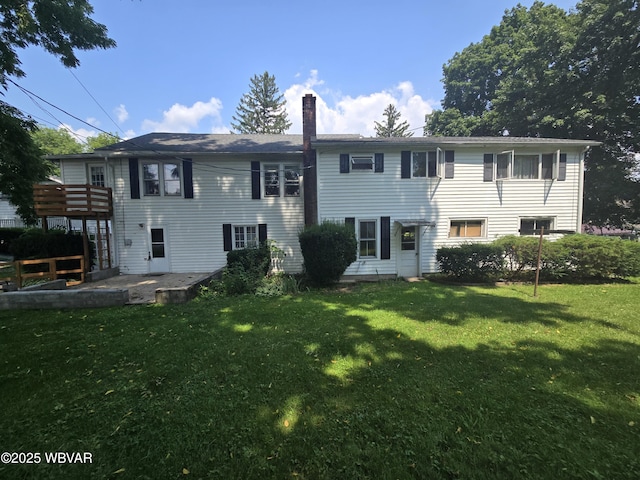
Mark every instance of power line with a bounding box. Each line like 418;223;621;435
67;69;127;139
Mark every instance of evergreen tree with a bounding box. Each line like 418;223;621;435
374;104;413;137
231;71;292;134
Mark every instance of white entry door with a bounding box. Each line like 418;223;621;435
148;227;170;273
398;226;419;278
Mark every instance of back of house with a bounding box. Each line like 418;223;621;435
53;95;599;278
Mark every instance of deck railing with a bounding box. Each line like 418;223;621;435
34;184;113;218
0;255;85;289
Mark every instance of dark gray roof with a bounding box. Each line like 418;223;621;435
96;133;304;155
95;133;364;156
51;132;600;161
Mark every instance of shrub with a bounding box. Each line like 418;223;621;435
436;243;503;282
256;273;301;297
221;242;271;295
226;242;271;277
0;228;26;255
299;221;357;286
557;235;640;280
494;235;569;281
9;229;94;263
437;234;640;283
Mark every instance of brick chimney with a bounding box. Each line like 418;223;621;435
302;94;317;225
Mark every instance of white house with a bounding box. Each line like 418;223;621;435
53;95;599;278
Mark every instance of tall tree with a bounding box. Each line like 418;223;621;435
0;104;53;224
426;0;640;228
374;104;414;137
0;0;115;222
231;71;292;134
31;126;83;155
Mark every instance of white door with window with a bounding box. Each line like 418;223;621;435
148;227;170;273
398;226;419;278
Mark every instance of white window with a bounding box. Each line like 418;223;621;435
412;152;427;177
89;165;105;187
143;162;181;196
351;155;373;170
449;220;485;238
284;165;300;196
412;149;443;178
359;220;377;258
264;164;300;196
520;218;553;235
493;151;561;180
234;226;258;249
264;164;280;196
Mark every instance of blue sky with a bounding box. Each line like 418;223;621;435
4;0;579;142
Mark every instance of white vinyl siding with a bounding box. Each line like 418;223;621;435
59;154;304;275
318;146;585;275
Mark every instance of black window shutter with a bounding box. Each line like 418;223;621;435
340;154;350;173
427;151;438;177
223;224;232;252
401;151;411;178
381;216;391;260
483;154;494;182
374;153;384;173
258;224;267;243
251;161;261;199
558;153;567;181
183;159;194;198
129;158;140;199
445;150;455;179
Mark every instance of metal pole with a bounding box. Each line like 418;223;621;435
534;226;544;297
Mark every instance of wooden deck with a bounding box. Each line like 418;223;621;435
34;184;113;218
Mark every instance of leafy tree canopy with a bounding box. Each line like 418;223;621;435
231;71;292;134
374;104;413;137
31;126;83;155
85;131;120;151
0;104;53;223
0;0;115;88
0;0;115;222
426;0;640;228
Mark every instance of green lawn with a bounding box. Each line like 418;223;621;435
1;280;639;479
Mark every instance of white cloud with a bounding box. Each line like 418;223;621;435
114;104;129;124
141;97;224;133
59;123;96;143
284;71;436;137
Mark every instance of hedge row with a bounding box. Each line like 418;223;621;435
437;235;640;282
9;229;94;263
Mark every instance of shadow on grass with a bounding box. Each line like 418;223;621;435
0;281;638;479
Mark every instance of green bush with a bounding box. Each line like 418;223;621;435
436;235;640;283
558;235;640;280
221;243;272;295
0;228;26;255
256;273;302;297
299;221;357;286
9;229;94;262
494;235;569;281
436;243;504;282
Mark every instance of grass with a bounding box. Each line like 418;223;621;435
1;280;639;479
